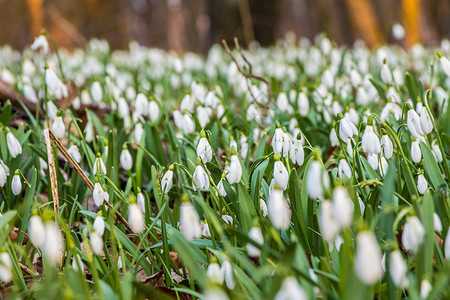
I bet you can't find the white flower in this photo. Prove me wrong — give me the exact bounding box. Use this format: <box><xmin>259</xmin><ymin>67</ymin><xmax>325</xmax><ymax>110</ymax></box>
<box><xmin>355</xmin><ymin>231</ymin><xmax>383</xmax><ymax>285</ymax></box>
<box><xmin>161</xmin><ymin>167</ymin><xmax>174</xmax><ymax>193</ymax></box>
<box><xmin>332</xmin><ymin>187</ymin><xmax>354</xmax><ymax>229</ymax></box>
<box><xmin>91</xmin><ymin>81</ymin><xmax>103</xmax><ymax>103</ymax></box>
<box><xmin>361</xmin><ymin>125</ymin><xmax>381</xmax><ymax>154</ymax></box>
<box><xmin>368</xmin><ymin>153</ymin><xmax>379</xmax><ymax>170</ymax></box>
<box><xmin>338</xmin><ymin>158</ymin><xmax>352</xmax><ymax>178</ymax></box>
<box><xmin>407</xmin><ymin>109</ymin><xmax>424</xmax><ymax>139</ymax></box>
<box><xmin>31</xmin><ymin>35</ymin><xmax>50</xmax><ymax>55</ymax></box>
<box><xmin>6</xmin><ymin>131</ymin><xmax>22</xmax><ymax>158</ymax></box>
<box><xmin>93</xmin><ymin>182</ymin><xmax>106</xmax><ymax>206</ymax></box>
<box><xmin>90</xmin><ymin>232</ymin><xmax>103</xmax><ymax>255</ymax></box>
<box><xmin>84</xmin><ymin>122</ymin><xmax>94</xmax><ymax>143</ymax></box>
<box><xmin>419</xmin><ymin>107</ymin><xmax>433</xmax><ymax>135</ymax></box>
<box><xmin>52</xmin><ymin>115</ymin><xmax>65</xmax><ymax>139</ymax></box>
<box><xmin>203</xmin><ymin>287</ymin><xmax>229</xmax><ymax>300</ymax></box>
<box><xmin>148</xmin><ymin>100</ymin><xmax>160</xmax><ymax>122</ymax></box>
<box><xmin>72</xmin><ymin>254</ymin><xmax>84</xmax><ymax>273</ymax></box>
<box><xmin>273</xmin><ymin>158</ymin><xmax>289</xmax><ymax>190</ymax></box>
<box><xmin>272</xmin><ymin>127</ymin><xmax>290</xmax><ymax>158</ymax></box>
<box><xmin>392</xmin><ymin>23</ymin><xmax>405</xmax><ymax>40</ymax></box>
<box><xmin>11</xmin><ymin>173</ymin><xmax>22</xmax><ymax>195</ymax></box>
<box><xmin>128</xmin><ymin>203</ymin><xmax>144</xmax><ymax>234</ymax></box>
<box><xmin>93</xmin><ymin>155</ymin><xmax>106</xmax><ymax>175</ymax></box>
<box><xmin>197</xmin><ymin>106</ymin><xmax>211</xmax><ymax>128</ymax></box>
<box><xmin>330</xmin><ymin>128</ymin><xmax>339</xmax><ymax>147</ymax></box>
<box><xmin>93</xmin><ymin>215</ymin><xmax>105</xmax><ymax>236</ymax></box>
<box><xmin>380</xmin><ymin>102</ymin><xmax>402</xmax><ymax>121</ymax></box>
<box><xmin>182</xmin><ymin>112</ymin><xmax>195</xmax><ymax>134</ymax></box>
<box><xmin>67</xmin><ymin>144</ymin><xmax>81</xmax><ymax>163</ymax></box>
<box><xmin>216</xmin><ymin>178</ymin><xmax>227</xmax><ymax>197</ymax></box>
<box><xmin>390</xmin><ymin>250</ymin><xmax>409</xmax><ymax>288</ymax></box>
<box><xmin>306</xmin><ymin>161</ymin><xmax>329</xmax><ymax>199</ymax></box>
<box><xmin>411</xmin><ymin>140</ymin><xmax>422</xmax><ymax>164</ymax></box>
<box><xmin>0</xmin><ymin>164</ymin><xmax>7</xmax><ymax>187</ymax></box>
<box><xmin>240</xmin><ymin>134</ymin><xmax>248</xmax><ymax>159</ymax></box>
<box><xmin>247</xmin><ymin>226</ymin><xmax>263</xmax><ymax>257</ymax></box>
<box><xmin>259</xmin><ymin>199</ymin><xmax>268</xmax><ymax>217</ymax></box>
<box><xmin>180</xmin><ymin>200</ymin><xmax>201</xmax><ymax>240</ymax></box>
<box><xmin>339</xmin><ymin>116</ymin><xmax>358</xmax><ymax>142</ymax></box>
<box><xmin>381</xmin><ymin>62</ymin><xmax>392</xmax><ymax>85</ymax></box>
<box><xmin>417</xmin><ymin>174</ymin><xmax>428</xmax><ymax>195</ymax></box>
<box><xmin>268</xmin><ymin>189</ymin><xmax>291</xmax><ymax>229</ymax></box>
<box><xmin>402</xmin><ymin>216</ymin><xmax>425</xmax><ymax>253</ymax></box>
<box><xmin>137</xmin><ymin>192</ymin><xmax>146</xmax><ymax>213</ymax></box>
<box><xmin>181</xmin><ymin>94</ymin><xmax>195</xmax><ymax>112</ymax></box>
<box><xmin>23</xmin><ymin>84</ymin><xmax>38</xmax><ymax>103</ymax></box>
<box><xmin>274</xmin><ymin>277</ymin><xmax>307</xmax><ymax>300</ymax></box>
<box><xmin>420</xmin><ymin>279</ymin><xmax>432</xmax><ymax>299</ymax></box>
<box><xmin>276</xmin><ymin>92</ymin><xmax>293</xmax><ymax>113</ymax></box>
<box><xmin>221</xmin><ymin>260</ymin><xmax>235</xmax><ymax>289</ymax></box>
<box><xmin>380</xmin><ymin>156</ymin><xmax>389</xmax><ymax>177</ymax></box>
<box><xmin>439</xmin><ymin>56</ymin><xmax>450</xmax><ymax>77</ymax></box>
<box><xmin>135</xmin><ymin>93</ymin><xmax>148</xmax><ymax>115</ymax></box>
<box><xmin>227</xmin><ymin>154</ymin><xmax>242</xmax><ymax>184</ymax></box>
<box><xmin>433</xmin><ymin>213</ymin><xmax>442</xmax><ymax>232</ymax></box>
<box><xmin>222</xmin><ymin>214</ymin><xmax>233</xmax><ymax>225</ymax></box>
<box><xmin>381</xmin><ymin>135</ymin><xmax>393</xmax><ymax>159</ymax></box>
<box><xmin>202</xmin><ymin>222</ymin><xmax>211</xmax><ymax>238</ymax></box>
<box><xmin>320</xmin><ymin>201</ymin><xmax>339</xmax><ymax>242</ymax></box>
<box><xmin>290</xmin><ymin>134</ymin><xmax>304</xmax><ymax>166</ymax></box>
<box><xmin>45</xmin><ymin>68</ymin><xmax>67</xmax><ymax>100</ymax></box>
<box><xmin>197</xmin><ymin>133</ymin><xmax>213</xmax><ymax>163</ymax></box>
<box><xmin>134</xmin><ymin>122</ymin><xmax>144</xmax><ymax>142</ymax></box>
<box><xmin>29</xmin><ymin>215</ymin><xmax>45</xmax><ymax>247</ymax></box>
<box><xmin>42</xmin><ymin>222</ymin><xmax>64</xmax><ymax>265</ymax></box>
<box><xmin>193</xmin><ymin>162</ymin><xmax>210</xmax><ymax>191</ymax></box>
<box><xmin>0</xmin><ymin>253</ymin><xmax>12</xmax><ymax>283</ymax></box>
<box><xmin>120</xmin><ymin>147</ymin><xmax>133</xmax><ymax>170</ymax></box>
<box><xmin>445</xmin><ymin>226</ymin><xmax>450</xmax><ymax>259</ymax></box>
<box><xmin>207</xmin><ymin>262</ymin><xmax>224</xmax><ymax>284</ymax></box>
<box><xmin>432</xmin><ymin>141</ymin><xmax>443</xmax><ymax>162</ymax></box>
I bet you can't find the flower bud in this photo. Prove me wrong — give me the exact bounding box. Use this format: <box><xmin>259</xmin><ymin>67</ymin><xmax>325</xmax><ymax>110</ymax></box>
<box><xmin>226</xmin><ymin>154</ymin><xmax>242</xmax><ymax>184</ymax></box>
<box><xmin>206</xmin><ymin>262</ymin><xmax>224</xmax><ymax>284</ymax></box>
<box><xmin>274</xmin><ymin>277</ymin><xmax>307</xmax><ymax>300</ymax></box>
<box><xmin>0</xmin><ymin>252</ymin><xmax>12</xmax><ymax>283</ymax></box>
<box><xmin>411</xmin><ymin>140</ymin><xmax>422</xmax><ymax>164</ymax></box>
<box><xmin>381</xmin><ymin>135</ymin><xmax>393</xmax><ymax>159</ymax></box>
<box><xmin>402</xmin><ymin>216</ymin><xmax>425</xmax><ymax>253</ymax></box>
<box><xmin>120</xmin><ymin>146</ymin><xmax>133</xmax><ymax>170</ymax></box>
<box><xmin>355</xmin><ymin>231</ymin><xmax>383</xmax><ymax>284</ymax></box>
<box><xmin>273</xmin><ymin>159</ymin><xmax>289</xmax><ymax>191</ymax></box>
<box><xmin>247</xmin><ymin>226</ymin><xmax>263</xmax><ymax>257</ymax></box>
<box><xmin>180</xmin><ymin>198</ymin><xmax>201</xmax><ymax>240</ymax></box>
<box><xmin>93</xmin><ymin>214</ymin><xmax>105</xmax><ymax>236</ymax></box>
<box><xmin>417</xmin><ymin>174</ymin><xmax>428</xmax><ymax>195</ymax></box>
<box><xmin>162</xmin><ymin>166</ymin><xmax>174</xmax><ymax>193</ymax></box>
<box><xmin>52</xmin><ymin>114</ymin><xmax>65</xmax><ymax>139</ymax></box>
<box><xmin>128</xmin><ymin>203</ymin><xmax>144</xmax><ymax>234</ymax></box>
<box><xmin>419</xmin><ymin>107</ymin><xmax>433</xmax><ymax>135</ymax></box>
<box><xmin>6</xmin><ymin>130</ymin><xmax>22</xmax><ymax>158</ymax></box>
<box><xmin>90</xmin><ymin>232</ymin><xmax>103</xmax><ymax>255</ymax></box>
<box><xmin>268</xmin><ymin>189</ymin><xmax>291</xmax><ymax>229</ymax></box>
<box><xmin>197</xmin><ymin>131</ymin><xmax>213</xmax><ymax>163</ymax></box>
<box><xmin>29</xmin><ymin>215</ymin><xmax>45</xmax><ymax>248</ymax></box>
<box><xmin>11</xmin><ymin>171</ymin><xmax>22</xmax><ymax>195</ymax></box>
<box><xmin>390</xmin><ymin>250</ymin><xmax>409</xmax><ymax>288</ymax></box>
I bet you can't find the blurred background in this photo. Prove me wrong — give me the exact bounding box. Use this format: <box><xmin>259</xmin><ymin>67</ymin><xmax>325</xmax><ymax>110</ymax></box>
<box><xmin>1</xmin><ymin>0</ymin><xmax>449</xmax><ymax>52</ymax></box>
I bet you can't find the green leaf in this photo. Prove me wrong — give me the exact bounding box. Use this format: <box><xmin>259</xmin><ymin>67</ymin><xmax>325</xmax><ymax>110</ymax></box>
<box><xmin>420</xmin><ymin>141</ymin><xmax>446</xmax><ymax>189</ymax></box>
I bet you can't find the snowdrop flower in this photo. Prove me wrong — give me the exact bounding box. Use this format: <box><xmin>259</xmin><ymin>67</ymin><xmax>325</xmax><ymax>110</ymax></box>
<box><xmin>84</xmin><ymin>121</ymin><xmax>94</xmax><ymax>143</ymax></box>
<box><xmin>420</xmin><ymin>279</ymin><xmax>432</xmax><ymax>299</ymax></box>
<box><xmin>137</xmin><ymin>191</ymin><xmax>145</xmax><ymax>213</ymax></box>
<box><xmin>402</xmin><ymin>216</ymin><xmax>425</xmax><ymax>253</ymax></box>
<box><xmin>240</xmin><ymin>133</ymin><xmax>248</xmax><ymax>159</ymax></box>
<box><xmin>0</xmin><ymin>253</ymin><xmax>12</xmax><ymax>283</ymax></box>
<box><xmin>161</xmin><ymin>165</ymin><xmax>174</xmax><ymax>193</ymax></box>
<box><xmin>203</xmin><ymin>287</ymin><xmax>229</xmax><ymax>300</ymax></box>
<box><xmin>192</xmin><ymin>159</ymin><xmax>210</xmax><ymax>191</ymax></box>
<box><xmin>320</xmin><ymin>201</ymin><xmax>339</xmax><ymax>242</ymax></box>
<box><xmin>67</xmin><ymin>144</ymin><xmax>81</xmax><ymax>163</ymax></box>
<box><xmin>227</xmin><ymin>149</ymin><xmax>242</xmax><ymax>184</ymax></box>
<box><xmin>380</xmin><ymin>61</ymin><xmax>392</xmax><ymax>85</ymax></box>
<box><xmin>259</xmin><ymin>199</ymin><xmax>268</xmax><ymax>217</ymax></box>
<box><xmin>148</xmin><ymin>100</ymin><xmax>160</xmax><ymax>122</ymax></box>
<box><xmin>379</xmin><ymin>156</ymin><xmax>389</xmax><ymax>177</ymax></box>
<box><xmin>93</xmin><ymin>214</ymin><xmax>105</xmax><ymax>236</ymax></box>
<box><xmin>306</xmin><ymin>160</ymin><xmax>329</xmax><ymax>199</ymax></box>
<box><xmin>46</xmin><ymin>101</ymin><xmax>58</xmax><ymax>120</ymax></box>
<box><xmin>247</xmin><ymin>226</ymin><xmax>263</xmax><ymax>257</ymax></box>
<box><xmin>361</xmin><ymin>123</ymin><xmax>381</xmax><ymax>154</ymax></box>
<box><xmin>272</xmin><ymin>124</ymin><xmax>290</xmax><ymax>158</ymax></box>
<box><xmin>268</xmin><ymin>188</ymin><xmax>291</xmax><ymax>229</ymax></box>
<box><xmin>216</xmin><ymin>175</ymin><xmax>227</xmax><ymax>197</ymax></box>
<box><xmin>29</xmin><ymin>215</ymin><xmax>45</xmax><ymax>248</ymax></box>
<box><xmin>31</xmin><ymin>34</ymin><xmax>50</xmax><ymax>55</ymax></box>
<box><xmin>197</xmin><ymin>130</ymin><xmax>213</xmax><ymax>163</ymax></box>
<box><xmin>438</xmin><ymin>53</ymin><xmax>450</xmax><ymax>77</ymax></box>
<box><xmin>42</xmin><ymin>222</ymin><xmax>64</xmax><ymax>265</ymax></box>
<box><xmin>433</xmin><ymin>213</ymin><xmax>442</xmax><ymax>232</ymax></box>
<box><xmin>411</xmin><ymin>139</ymin><xmax>422</xmax><ymax>164</ymax></box>
<box><xmin>355</xmin><ymin>231</ymin><xmax>383</xmax><ymax>285</ymax></box>
<box><xmin>392</xmin><ymin>23</ymin><xmax>405</xmax><ymax>40</ymax></box>
<box><xmin>180</xmin><ymin>195</ymin><xmax>201</xmax><ymax>240</ymax></box>
<box><xmin>338</xmin><ymin>158</ymin><xmax>352</xmax><ymax>178</ymax></box>
<box><xmin>432</xmin><ymin>141</ymin><xmax>443</xmax><ymax>162</ymax></box>
<box><xmin>207</xmin><ymin>261</ymin><xmax>224</xmax><ymax>284</ymax></box>
<box><xmin>90</xmin><ymin>232</ymin><xmax>103</xmax><ymax>255</ymax></box>
<box><xmin>290</xmin><ymin>133</ymin><xmax>304</xmax><ymax>166</ymax></box>
<box><xmin>332</xmin><ymin>187</ymin><xmax>354</xmax><ymax>229</ymax></box>
<box><xmin>197</xmin><ymin>106</ymin><xmax>211</xmax><ymax>128</ymax></box>
<box><xmin>135</xmin><ymin>93</ymin><xmax>148</xmax><ymax>115</ymax></box>
<box><xmin>330</xmin><ymin>128</ymin><xmax>339</xmax><ymax>147</ymax></box>
<box><xmin>202</xmin><ymin>222</ymin><xmax>211</xmax><ymax>238</ymax></box>
<box><xmin>338</xmin><ymin>115</ymin><xmax>358</xmax><ymax>142</ymax></box>
<box><xmin>93</xmin><ymin>181</ymin><xmax>106</xmax><ymax>206</ymax></box>
<box><xmin>52</xmin><ymin>113</ymin><xmax>65</xmax><ymax>139</ymax></box>
<box><xmin>120</xmin><ymin>146</ymin><xmax>133</xmax><ymax>170</ymax></box>
<box><xmin>93</xmin><ymin>153</ymin><xmax>106</xmax><ymax>175</ymax></box>
<box><xmin>274</xmin><ymin>277</ymin><xmax>307</xmax><ymax>300</ymax></box>
<box><xmin>274</xmin><ymin>154</ymin><xmax>289</xmax><ymax>189</ymax></box>
<box><xmin>91</xmin><ymin>81</ymin><xmax>103</xmax><ymax>103</ymax></box>
<box><xmin>134</xmin><ymin>122</ymin><xmax>144</xmax><ymax>142</ymax></box>
<box><xmin>417</xmin><ymin>173</ymin><xmax>428</xmax><ymax>195</ymax></box>
<box><xmin>6</xmin><ymin>129</ymin><xmax>22</xmax><ymax>158</ymax></box>
<box><xmin>445</xmin><ymin>227</ymin><xmax>450</xmax><ymax>259</ymax></box>
<box><xmin>390</xmin><ymin>250</ymin><xmax>408</xmax><ymax>288</ymax></box>
<box><xmin>182</xmin><ymin>112</ymin><xmax>195</xmax><ymax>134</ymax></box>
<box><xmin>368</xmin><ymin>153</ymin><xmax>379</xmax><ymax>170</ymax></box>
<box><xmin>45</xmin><ymin>67</ymin><xmax>67</xmax><ymax>100</ymax></box>
<box><xmin>380</xmin><ymin>101</ymin><xmax>402</xmax><ymax>121</ymax></box>
<box><xmin>128</xmin><ymin>202</ymin><xmax>144</xmax><ymax>234</ymax></box>
<box><xmin>407</xmin><ymin>108</ymin><xmax>424</xmax><ymax>139</ymax></box>
<box><xmin>0</xmin><ymin>164</ymin><xmax>7</xmax><ymax>187</ymax></box>
<box><xmin>72</xmin><ymin>254</ymin><xmax>84</xmax><ymax>273</ymax></box>
<box><xmin>23</xmin><ymin>84</ymin><xmax>38</xmax><ymax>103</ymax></box>
<box><xmin>381</xmin><ymin>134</ymin><xmax>393</xmax><ymax>159</ymax></box>
<box><xmin>221</xmin><ymin>260</ymin><xmax>235</xmax><ymax>289</ymax></box>
<box><xmin>419</xmin><ymin>106</ymin><xmax>433</xmax><ymax>135</ymax></box>
<box><xmin>297</xmin><ymin>91</ymin><xmax>310</xmax><ymax>116</ymax></box>
<box><xmin>276</xmin><ymin>92</ymin><xmax>293</xmax><ymax>113</ymax></box>
<box><xmin>11</xmin><ymin>171</ymin><xmax>22</xmax><ymax>195</ymax></box>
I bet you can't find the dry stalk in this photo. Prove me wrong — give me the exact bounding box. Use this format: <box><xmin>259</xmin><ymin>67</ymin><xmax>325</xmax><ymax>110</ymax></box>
<box><xmin>43</xmin><ymin>129</ymin><xmax>59</xmax><ymax>214</ymax></box>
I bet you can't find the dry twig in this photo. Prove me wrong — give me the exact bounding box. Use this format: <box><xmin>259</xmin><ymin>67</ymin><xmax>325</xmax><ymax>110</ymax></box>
<box><xmin>43</xmin><ymin>129</ymin><xmax>60</xmax><ymax>213</ymax></box>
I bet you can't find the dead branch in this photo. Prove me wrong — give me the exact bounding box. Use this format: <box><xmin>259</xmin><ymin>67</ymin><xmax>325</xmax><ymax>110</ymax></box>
<box><xmin>43</xmin><ymin>129</ymin><xmax>60</xmax><ymax>214</ymax></box>
<box><xmin>0</xmin><ymin>81</ymin><xmax>44</xmax><ymax>118</ymax></box>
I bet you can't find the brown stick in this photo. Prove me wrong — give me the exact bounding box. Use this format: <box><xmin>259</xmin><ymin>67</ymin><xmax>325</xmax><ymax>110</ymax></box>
<box><xmin>47</xmin><ymin>130</ymin><xmax>133</xmax><ymax>233</ymax></box>
<box><xmin>19</xmin><ymin>262</ymin><xmax>37</xmax><ymax>276</ymax></box>
<box><xmin>0</xmin><ymin>81</ymin><xmax>43</xmax><ymax>118</ymax></box>
<box><xmin>43</xmin><ymin>129</ymin><xmax>60</xmax><ymax>214</ymax></box>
